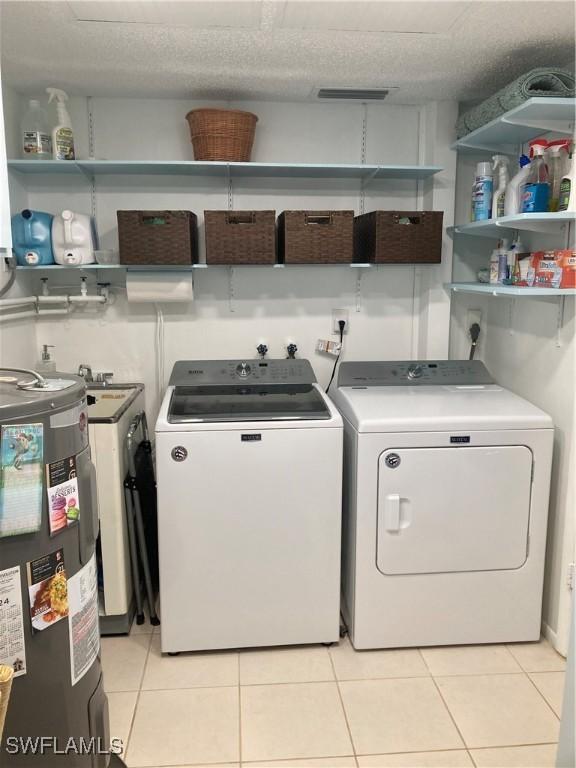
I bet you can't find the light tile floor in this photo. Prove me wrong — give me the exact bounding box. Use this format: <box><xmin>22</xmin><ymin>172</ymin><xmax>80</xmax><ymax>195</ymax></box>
<box><xmin>101</xmin><ymin>622</ymin><xmax>566</xmax><ymax>768</ymax></box>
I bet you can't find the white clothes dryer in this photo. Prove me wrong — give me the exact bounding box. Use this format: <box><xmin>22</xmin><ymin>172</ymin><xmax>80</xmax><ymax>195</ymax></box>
<box><xmin>329</xmin><ymin>360</ymin><xmax>554</xmax><ymax>649</ymax></box>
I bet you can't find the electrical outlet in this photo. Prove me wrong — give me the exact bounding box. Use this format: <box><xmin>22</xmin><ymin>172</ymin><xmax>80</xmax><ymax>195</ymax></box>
<box><xmin>466</xmin><ymin>309</ymin><xmax>482</xmax><ymax>331</ymax></box>
<box><xmin>332</xmin><ymin>308</ymin><xmax>349</xmax><ymax>334</ymax></box>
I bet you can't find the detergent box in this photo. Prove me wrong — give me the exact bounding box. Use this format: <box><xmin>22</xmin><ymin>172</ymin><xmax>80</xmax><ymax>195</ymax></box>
<box><xmin>555</xmin><ymin>249</ymin><xmax>576</xmax><ymax>288</ymax></box>
<box><xmin>532</xmin><ymin>251</ymin><xmax>563</xmax><ymax>289</ymax></box>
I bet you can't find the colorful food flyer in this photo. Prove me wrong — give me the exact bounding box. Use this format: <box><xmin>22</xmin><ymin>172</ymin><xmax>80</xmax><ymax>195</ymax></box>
<box><xmin>46</xmin><ymin>454</ymin><xmax>81</xmax><ymax>535</ymax></box>
<box><xmin>68</xmin><ymin>554</ymin><xmax>100</xmax><ymax>686</ymax></box>
<box><xmin>0</xmin><ymin>424</ymin><xmax>43</xmax><ymax>538</ymax></box>
<box><xmin>0</xmin><ymin>566</ymin><xmax>27</xmax><ymax>677</ymax></box>
<box><xmin>27</xmin><ymin>549</ymin><xmax>68</xmax><ymax>632</ymax></box>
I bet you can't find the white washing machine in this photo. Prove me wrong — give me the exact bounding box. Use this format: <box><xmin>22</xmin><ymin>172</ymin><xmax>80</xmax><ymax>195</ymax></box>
<box><xmin>156</xmin><ymin>359</ymin><xmax>343</xmax><ymax>653</ymax></box>
<box><xmin>329</xmin><ymin>360</ymin><xmax>554</xmax><ymax>650</ymax></box>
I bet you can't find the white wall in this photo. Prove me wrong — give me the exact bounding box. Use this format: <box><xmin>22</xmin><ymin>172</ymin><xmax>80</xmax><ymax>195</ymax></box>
<box><xmin>0</xmin><ymin>83</ymin><xmax>36</xmax><ymax>369</ymax></box>
<box><xmin>3</xmin><ymin>92</ymin><xmax>456</xmax><ymax>419</ymax></box>
<box><xmin>449</xmin><ymin>152</ymin><xmax>576</xmax><ymax>655</ymax></box>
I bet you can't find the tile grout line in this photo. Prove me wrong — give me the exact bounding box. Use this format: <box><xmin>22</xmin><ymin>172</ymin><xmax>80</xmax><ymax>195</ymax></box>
<box><xmin>327</xmin><ymin>643</ymin><xmax>358</xmax><ymax>761</ymax></box>
<box><xmin>238</xmin><ymin>652</ymin><xmax>243</xmax><ymax>768</ymax></box>
<box><xmin>467</xmin><ymin>746</ymin><xmax>479</xmax><ymax>767</ymax></box>
<box><xmin>524</xmin><ymin>670</ymin><xmax>563</xmax><ymax>721</ymax></box>
<box><xmin>417</xmin><ymin>648</ymin><xmax>469</xmax><ymax>751</ymax></box>
<box><xmin>122</xmin><ymin>630</ymin><xmax>154</xmax><ymax>763</ymax></box>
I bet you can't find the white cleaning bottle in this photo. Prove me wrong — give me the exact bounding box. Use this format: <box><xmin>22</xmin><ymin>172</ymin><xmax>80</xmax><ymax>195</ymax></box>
<box><xmin>46</xmin><ymin>88</ymin><xmax>75</xmax><ymax>160</ymax></box>
<box><xmin>558</xmin><ymin>153</ymin><xmax>576</xmax><ymax>212</ymax></box>
<box><xmin>472</xmin><ymin>161</ymin><xmax>493</xmax><ymax>221</ymax></box>
<box><xmin>21</xmin><ymin>99</ymin><xmax>52</xmax><ymax>160</ymax></box>
<box><xmin>504</xmin><ymin>154</ymin><xmax>531</xmax><ymax>216</ymax></box>
<box><xmin>52</xmin><ymin>210</ymin><xmax>96</xmax><ymax>265</ymax></box>
<box><xmin>491</xmin><ymin>155</ymin><xmax>510</xmax><ymax>219</ymax></box>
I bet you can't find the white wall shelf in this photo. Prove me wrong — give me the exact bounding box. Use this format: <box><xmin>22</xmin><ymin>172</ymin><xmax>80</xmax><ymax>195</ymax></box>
<box><xmin>452</xmin><ymin>97</ymin><xmax>576</xmax><ymax>153</ymax></box>
<box><xmin>448</xmin><ymin>212</ymin><xmax>574</xmax><ymax>238</ymax></box>
<box><xmin>446</xmin><ymin>282</ymin><xmax>576</xmax><ymax>297</ymax></box>
<box><xmin>7</xmin><ymin>159</ymin><xmax>442</xmax><ymax>181</ymax></box>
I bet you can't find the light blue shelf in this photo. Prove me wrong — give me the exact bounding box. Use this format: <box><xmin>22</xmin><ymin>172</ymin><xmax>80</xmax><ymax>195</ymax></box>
<box><xmin>448</xmin><ymin>212</ymin><xmax>574</xmax><ymax>238</ymax></box>
<box><xmin>7</xmin><ymin>160</ymin><xmax>84</xmax><ymax>174</ymax></box>
<box><xmin>14</xmin><ymin>263</ymin><xmax>378</xmax><ymax>271</ymax></box>
<box><xmin>452</xmin><ymin>98</ymin><xmax>576</xmax><ymax>153</ymax></box>
<box><xmin>8</xmin><ymin>159</ymin><xmax>442</xmax><ymax>181</ymax></box>
<box><xmin>447</xmin><ymin>282</ymin><xmax>576</xmax><ymax>297</ymax></box>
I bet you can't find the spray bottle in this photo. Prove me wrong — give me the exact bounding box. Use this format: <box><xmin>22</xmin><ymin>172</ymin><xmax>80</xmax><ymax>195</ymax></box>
<box><xmin>504</xmin><ymin>154</ymin><xmax>531</xmax><ymax>216</ymax></box>
<box><xmin>558</xmin><ymin>149</ymin><xmax>576</xmax><ymax>213</ymax></box>
<box><xmin>46</xmin><ymin>88</ymin><xmax>75</xmax><ymax>160</ymax></box>
<box><xmin>491</xmin><ymin>155</ymin><xmax>510</xmax><ymax>219</ymax></box>
<box><xmin>521</xmin><ymin>139</ymin><xmax>549</xmax><ymax>213</ymax></box>
<box><xmin>471</xmin><ymin>161</ymin><xmax>493</xmax><ymax>221</ymax></box>
<box><xmin>547</xmin><ymin>140</ymin><xmax>571</xmax><ymax>211</ymax></box>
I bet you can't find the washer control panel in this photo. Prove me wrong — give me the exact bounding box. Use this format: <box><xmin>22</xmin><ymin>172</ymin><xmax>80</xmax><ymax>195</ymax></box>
<box><xmin>169</xmin><ymin>359</ymin><xmax>317</xmax><ymax>386</ymax></box>
<box><xmin>337</xmin><ymin>360</ymin><xmax>494</xmax><ymax>387</ymax></box>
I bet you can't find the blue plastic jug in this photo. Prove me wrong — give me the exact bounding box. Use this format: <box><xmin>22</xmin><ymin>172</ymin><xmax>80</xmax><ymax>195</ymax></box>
<box><xmin>11</xmin><ymin>209</ymin><xmax>55</xmax><ymax>266</ymax></box>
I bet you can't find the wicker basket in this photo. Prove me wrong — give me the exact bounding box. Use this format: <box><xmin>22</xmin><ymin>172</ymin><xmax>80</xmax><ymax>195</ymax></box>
<box><xmin>117</xmin><ymin>211</ymin><xmax>198</xmax><ymax>265</ymax></box>
<box><xmin>278</xmin><ymin>210</ymin><xmax>354</xmax><ymax>264</ymax></box>
<box><xmin>186</xmin><ymin>109</ymin><xmax>258</xmax><ymax>162</ymax></box>
<box><xmin>204</xmin><ymin>210</ymin><xmax>276</xmax><ymax>265</ymax></box>
<box><xmin>354</xmin><ymin>211</ymin><xmax>443</xmax><ymax>264</ymax></box>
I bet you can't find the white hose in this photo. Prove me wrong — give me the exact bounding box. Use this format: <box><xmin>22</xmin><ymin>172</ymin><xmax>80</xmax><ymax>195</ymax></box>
<box><xmin>69</xmin><ymin>295</ymin><xmax>107</xmax><ymax>304</ymax></box>
<box><xmin>0</xmin><ymin>296</ymin><xmax>37</xmax><ymax>308</ymax></box>
<box><xmin>0</xmin><ymin>310</ymin><xmax>37</xmax><ymax>323</ymax></box>
<box><xmin>37</xmin><ymin>295</ymin><xmax>69</xmax><ymax>304</ymax></box>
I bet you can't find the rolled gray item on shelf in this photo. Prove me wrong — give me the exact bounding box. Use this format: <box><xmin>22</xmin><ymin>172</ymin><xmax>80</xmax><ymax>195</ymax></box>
<box><xmin>456</xmin><ymin>67</ymin><xmax>576</xmax><ymax>138</ymax></box>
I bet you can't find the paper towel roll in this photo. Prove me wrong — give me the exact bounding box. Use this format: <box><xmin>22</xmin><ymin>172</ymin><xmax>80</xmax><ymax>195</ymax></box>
<box><xmin>126</xmin><ymin>271</ymin><xmax>194</xmax><ymax>303</ymax></box>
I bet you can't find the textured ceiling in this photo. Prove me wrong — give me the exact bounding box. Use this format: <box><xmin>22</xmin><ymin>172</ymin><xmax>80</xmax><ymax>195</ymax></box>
<box><xmin>1</xmin><ymin>1</ymin><xmax>574</xmax><ymax>103</ymax></box>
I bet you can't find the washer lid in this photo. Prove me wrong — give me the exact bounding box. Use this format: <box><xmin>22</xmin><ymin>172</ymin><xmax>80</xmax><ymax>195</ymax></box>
<box><xmin>331</xmin><ymin>383</ymin><xmax>553</xmax><ymax>432</ymax></box>
<box><xmin>168</xmin><ymin>383</ymin><xmax>331</xmax><ymax>423</ymax></box>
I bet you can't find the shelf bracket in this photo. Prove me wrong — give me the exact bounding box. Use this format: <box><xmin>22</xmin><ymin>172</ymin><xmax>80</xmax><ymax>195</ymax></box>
<box><xmin>228</xmin><ymin>266</ymin><xmax>235</xmax><ymax>313</ymax></box>
<box><xmin>355</xmin><ymin>268</ymin><xmax>363</xmax><ymax>313</ymax></box>
<box><xmin>556</xmin><ymin>295</ymin><xmax>566</xmax><ymax>348</ymax></box>
<box><xmin>226</xmin><ymin>165</ymin><xmax>233</xmax><ymax>211</ymax></box>
<box><xmin>359</xmin><ymin>103</ymin><xmax>368</xmax><ymax>215</ymax></box>
<box><xmin>508</xmin><ymin>297</ymin><xmax>516</xmax><ymax>335</ymax></box>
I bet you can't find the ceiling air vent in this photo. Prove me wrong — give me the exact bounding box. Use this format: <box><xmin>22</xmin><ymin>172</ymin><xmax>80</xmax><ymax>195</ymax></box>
<box><xmin>317</xmin><ymin>88</ymin><xmax>391</xmax><ymax>101</ymax></box>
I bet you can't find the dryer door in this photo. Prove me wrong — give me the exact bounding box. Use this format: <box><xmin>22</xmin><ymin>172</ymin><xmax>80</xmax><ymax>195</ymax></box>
<box><xmin>377</xmin><ymin>445</ymin><xmax>532</xmax><ymax>575</ymax></box>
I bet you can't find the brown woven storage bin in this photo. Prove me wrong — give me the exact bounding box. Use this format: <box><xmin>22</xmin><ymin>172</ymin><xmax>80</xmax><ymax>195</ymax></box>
<box><xmin>186</xmin><ymin>109</ymin><xmax>258</xmax><ymax>162</ymax></box>
<box><xmin>205</xmin><ymin>210</ymin><xmax>276</xmax><ymax>265</ymax></box>
<box><xmin>278</xmin><ymin>210</ymin><xmax>354</xmax><ymax>264</ymax></box>
<box><xmin>117</xmin><ymin>211</ymin><xmax>198</xmax><ymax>265</ymax></box>
<box><xmin>354</xmin><ymin>211</ymin><xmax>443</xmax><ymax>264</ymax></box>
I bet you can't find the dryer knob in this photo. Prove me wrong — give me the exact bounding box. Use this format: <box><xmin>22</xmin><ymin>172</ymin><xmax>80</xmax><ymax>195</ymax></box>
<box><xmin>407</xmin><ymin>364</ymin><xmax>423</xmax><ymax>380</ymax></box>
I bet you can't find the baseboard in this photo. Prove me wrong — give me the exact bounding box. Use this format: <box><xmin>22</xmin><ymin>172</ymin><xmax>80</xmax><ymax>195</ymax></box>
<box><xmin>542</xmin><ymin>621</ymin><xmax>567</xmax><ymax>658</ymax></box>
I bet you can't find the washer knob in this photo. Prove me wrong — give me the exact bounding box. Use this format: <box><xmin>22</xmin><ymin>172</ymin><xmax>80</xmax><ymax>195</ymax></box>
<box><xmin>407</xmin><ymin>363</ymin><xmax>423</xmax><ymax>380</ymax></box>
<box><xmin>236</xmin><ymin>362</ymin><xmax>251</xmax><ymax>378</ymax></box>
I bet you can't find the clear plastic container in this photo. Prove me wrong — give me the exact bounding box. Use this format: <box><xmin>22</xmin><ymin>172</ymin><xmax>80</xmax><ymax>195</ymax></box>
<box><xmin>94</xmin><ymin>250</ymin><xmax>120</xmax><ymax>265</ymax></box>
<box><xmin>21</xmin><ymin>100</ymin><xmax>52</xmax><ymax>160</ymax></box>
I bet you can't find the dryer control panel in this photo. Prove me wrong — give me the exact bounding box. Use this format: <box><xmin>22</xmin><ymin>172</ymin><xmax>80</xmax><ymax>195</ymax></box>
<box><xmin>337</xmin><ymin>360</ymin><xmax>494</xmax><ymax>387</ymax></box>
<box><xmin>169</xmin><ymin>359</ymin><xmax>317</xmax><ymax>386</ymax></box>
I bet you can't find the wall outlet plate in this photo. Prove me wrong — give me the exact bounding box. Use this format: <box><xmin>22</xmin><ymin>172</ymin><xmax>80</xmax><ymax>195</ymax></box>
<box><xmin>332</xmin><ymin>308</ymin><xmax>349</xmax><ymax>334</ymax></box>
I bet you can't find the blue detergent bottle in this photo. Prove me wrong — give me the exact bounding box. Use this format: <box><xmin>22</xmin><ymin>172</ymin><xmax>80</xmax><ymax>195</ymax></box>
<box><xmin>11</xmin><ymin>209</ymin><xmax>55</xmax><ymax>266</ymax></box>
<box><xmin>521</xmin><ymin>139</ymin><xmax>550</xmax><ymax>213</ymax></box>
